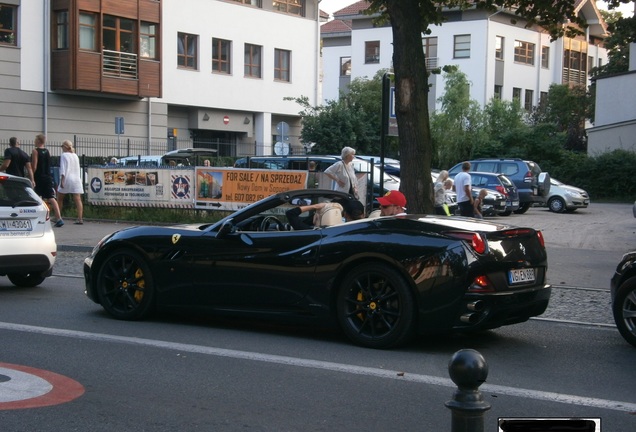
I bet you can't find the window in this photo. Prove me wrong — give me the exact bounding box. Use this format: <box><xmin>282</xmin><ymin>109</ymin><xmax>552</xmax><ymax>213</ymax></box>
<box><xmin>494</xmin><ymin>85</ymin><xmax>502</xmax><ymax>100</ymax></box>
<box><xmin>541</xmin><ymin>46</ymin><xmax>549</xmax><ymax>68</ymax></box>
<box><xmin>0</xmin><ymin>4</ymin><xmax>17</xmax><ymax>45</ymax></box>
<box><xmin>514</xmin><ymin>40</ymin><xmax>535</xmax><ymax>65</ymax></box>
<box><xmin>562</xmin><ymin>38</ymin><xmax>588</xmax><ymax>85</ymax></box>
<box><xmin>340</xmin><ymin>56</ymin><xmax>351</xmax><ymax>76</ymax></box>
<box><xmin>178</xmin><ymin>33</ymin><xmax>198</xmax><ymax>69</ymax></box>
<box><xmin>422</xmin><ymin>37</ymin><xmax>438</xmax><ymax>69</ymax></box>
<box><xmin>244</xmin><ymin>43</ymin><xmax>261</xmax><ymax>78</ymax></box>
<box><xmin>140</xmin><ymin>22</ymin><xmax>157</xmax><ymax>59</ymax></box>
<box><xmin>274</xmin><ymin>48</ymin><xmax>291</xmax><ymax>82</ymax></box>
<box><xmin>54</xmin><ymin>11</ymin><xmax>69</xmax><ymax>49</ymax></box>
<box><xmin>365</xmin><ymin>41</ymin><xmax>380</xmax><ymax>64</ymax></box>
<box><xmin>79</xmin><ymin>13</ymin><xmax>97</xmax><ymax>50</ymax></box>
<box><xmin>539</xmin><ymin>92</ymin><xmax>548</xmax><ymax>107</ymax></box>
<box><xmin>454</xmin><ymin>35</ymin><xmax>471</xmax><ymax>59</ymax></box>
<box><xmin>212</xmin><ymin>38</ymin><xmax>231</xmax><ymax>74</ymax></box>
<box><xmin>273</xmin><ymin>0</ymin><xmax>304</xmax><ymax>16</ymax></box>
<box><xmin>512</xmin><ymin>87</ymin><xmax>522</xmax><ymax>103</ymax></box>
<box><xmin>103</xmin><ymin>15</ymin><xmax>135</xmax><ymax>53</ymax></box>
<box><xmin>524</xmin><ymin>89</ymin><xmax>533</xmax><ymax>111</ymax></box>
<box><xmin>495</xmin><ymin>36</ymin><xmax>504</xmax><ymax>60</ymax></box>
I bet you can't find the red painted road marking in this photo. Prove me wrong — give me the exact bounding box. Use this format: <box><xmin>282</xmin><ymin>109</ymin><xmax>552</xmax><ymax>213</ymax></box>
<box><xmin>0</xmin><ymin>362</ymin><xmax>84</xmax><ymax>410</ymax></box>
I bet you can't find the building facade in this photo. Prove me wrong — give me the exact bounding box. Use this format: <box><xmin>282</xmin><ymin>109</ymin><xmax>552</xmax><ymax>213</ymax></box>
<box><xmin>321</xmin><ymin>1</ymin><xmax>608</xmax><ymax>113</ymax></box>
<box><xmin>586</xmin><ymin>42</ymin><xmax>636</xmax><ymax>155</ymax></box>
<box><xmin>0</xmin><ymin>0</ymin><xmax>322</xmax><ymax>157</ymax></box>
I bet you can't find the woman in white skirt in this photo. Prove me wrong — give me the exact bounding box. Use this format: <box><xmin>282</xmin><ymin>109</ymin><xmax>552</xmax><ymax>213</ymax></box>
<box><xmin>57</xmin><ymin>140</ymin><xmax>84</xmax><ymax>224</ymax></box>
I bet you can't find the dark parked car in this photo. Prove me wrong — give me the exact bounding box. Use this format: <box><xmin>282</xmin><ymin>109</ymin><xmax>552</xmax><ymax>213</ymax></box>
<box><xmin>84</xmin><ymin>189</ymin><xmax>551</xmax><ymax>349</ymax></box>
<box><xmin>470</xmin><ymin>172</ymin><xmax>520</xmax><ymax>215</ymax></box>
<box><xmin>611</xmin><ymin>250</ymin><xmax>636</xmax><ymax>347</ymax></box>
<box><xmin>448</xmin><ymin>158</ymin><xmax>550</xmax><ymax>214</ymax></box>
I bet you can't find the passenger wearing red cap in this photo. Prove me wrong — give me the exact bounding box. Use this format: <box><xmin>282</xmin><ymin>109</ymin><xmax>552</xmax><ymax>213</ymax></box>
<box><xmin>377</xmin><ymin>190</ymin><xmax>407</xmax><ymax>216</ymax></box>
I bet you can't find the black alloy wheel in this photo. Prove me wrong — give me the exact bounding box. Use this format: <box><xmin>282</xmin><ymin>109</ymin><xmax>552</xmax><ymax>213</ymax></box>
<box><xmin>96</xmin><ymin>249</ymin><xmax>155</xmax><ymax>320</ymax></box>
<box><xmin>337</xmin><ymin>263</ymin><xmax>415</xmax><ymax>349</ymax></box>
<box><xmin>613</xmin><ymin>276</ymin><xmax>636</xmax><ymax>347</ymax></box>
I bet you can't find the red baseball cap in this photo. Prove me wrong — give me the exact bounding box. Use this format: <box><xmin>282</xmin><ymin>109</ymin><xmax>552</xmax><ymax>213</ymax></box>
<box><xmin>377</xmin><ymin>190</ymin><xmax>406</xmax><ymax>208</ymax></box>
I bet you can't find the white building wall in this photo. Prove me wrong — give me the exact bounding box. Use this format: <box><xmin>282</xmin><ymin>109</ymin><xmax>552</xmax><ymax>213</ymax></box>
<box><xmin>595</xmin><ymin>74</ymin><xmax>636</xmax><ymax>125</ymax></box>
<box><xmin>322</xmin><ymin>44</ymin><xmax>350</xmax><ymax>103</ymax></box>
<box><xmin>429</xmin><ymin>20</ymin><xmax>488</xmax><ymax>109</ymax></box>
<box><xmin>163</xmin><ymin>0</ymin><xmax>319</xmax><ymax>114</ymax></box>
<box><xmin>349</xmin><ymin>27</ymin><xmax>393</xmax><ymax>82</ymax></box>
<box><xmin>19</xmin><ymin>2</ymin><xmax>45</xmax><ymax>92</ymax></box>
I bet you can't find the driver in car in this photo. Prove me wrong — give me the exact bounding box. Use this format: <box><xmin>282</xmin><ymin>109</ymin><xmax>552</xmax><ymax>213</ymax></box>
<box><xmin>285</xmin><ymin>202</ymin><xmax>344</xmax><ymax>230</ymax></box>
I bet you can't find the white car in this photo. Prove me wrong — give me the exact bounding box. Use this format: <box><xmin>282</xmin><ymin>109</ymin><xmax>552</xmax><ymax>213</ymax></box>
<box><xmin>0</xmin><ymin>173</ymin><xmax>57</xmax><ymax>287</ymax></box>
<box><xmin>546</xmin><ymin>178</ymin><xmax>590</xmax><ymax>213</ymax></box>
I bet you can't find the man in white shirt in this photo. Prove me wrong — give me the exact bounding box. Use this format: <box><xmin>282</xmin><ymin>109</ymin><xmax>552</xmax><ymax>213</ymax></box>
<box><xmin>454</xmin><ymin>161</ymin><xmax>474</xmax><ymax>217</ymax></box>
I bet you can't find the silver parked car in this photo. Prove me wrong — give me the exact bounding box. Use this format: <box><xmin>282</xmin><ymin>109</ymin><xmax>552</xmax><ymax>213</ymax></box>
<box><xmin>546</xmin><ymin>178</ymin><xmax>590</xmax><ymax>213</ymax></box>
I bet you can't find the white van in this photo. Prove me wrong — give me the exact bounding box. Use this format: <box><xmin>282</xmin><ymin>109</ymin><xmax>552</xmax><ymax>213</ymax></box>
<box><xmin>118</xmin><ymin>148</ymin><xmax>218</xmax><ymax>167</ymax></box>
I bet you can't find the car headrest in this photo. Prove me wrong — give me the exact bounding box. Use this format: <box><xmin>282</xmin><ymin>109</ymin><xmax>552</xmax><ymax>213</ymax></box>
<box><xmin>314</xmin><ymin>203</ymin><xmax>344</xmax><ymax>227</ymax></box>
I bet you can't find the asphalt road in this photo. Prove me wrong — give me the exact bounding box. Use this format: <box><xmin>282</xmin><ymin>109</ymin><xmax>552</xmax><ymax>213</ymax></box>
<box><xmin>0</xmin><ymin>275</ymin><xmax>634</xmax><ymax>431</ymax></box>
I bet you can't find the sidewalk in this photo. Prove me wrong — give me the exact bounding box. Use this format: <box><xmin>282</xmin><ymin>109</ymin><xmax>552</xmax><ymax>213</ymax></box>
<box><xmin>54</xmin><ymin>220</ymin><xmax>138</xmax><ymax>252</ymax></box>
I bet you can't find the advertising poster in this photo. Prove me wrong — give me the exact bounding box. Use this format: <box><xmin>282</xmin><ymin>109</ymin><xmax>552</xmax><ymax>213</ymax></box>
<box><xmin>195</xmin><ymin>168</ymin><xmax>307</xmax><ymax>211</ymax></box>
<box><xmin>87</xmin><ymin>167</ymin><xmax>195</xmax><ymax>208</ymax></box>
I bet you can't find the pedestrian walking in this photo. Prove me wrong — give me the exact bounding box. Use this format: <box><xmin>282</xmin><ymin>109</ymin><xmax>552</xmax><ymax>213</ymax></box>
<box><xmin>454</xmin><ymin>161</ymin><xmax>474</xmax><ymax>217</ymax></box>
<box><xmin>1</xmin><ymin>137</ymin><xmax>35</xmax><ymax>186</ymax></box>
<box><xmin>57</xmin><ymin>140</ymin><xmax>84</xmax><ymax>224</ymax></box>
<box><xmin>31</xmin><ymin>134</ymin><xmax>64</xmax><ymax>227</ymax></box>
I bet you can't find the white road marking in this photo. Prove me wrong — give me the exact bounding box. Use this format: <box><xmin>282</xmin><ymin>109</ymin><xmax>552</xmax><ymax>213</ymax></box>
<box><xmin>2</xmin><ymin>321</ymin><xmax>635</xmax><ymax>413</ymax></box>
<box><xmin>0</xmin><ymin>368</ymin><xmax>52</xmax><ymax>402</ymax></box>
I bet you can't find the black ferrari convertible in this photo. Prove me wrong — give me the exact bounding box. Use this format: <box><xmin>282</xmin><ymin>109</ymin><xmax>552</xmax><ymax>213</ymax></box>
<box><xmin>84</xmin><ymin>189</ymin><xmax>551</xmax><ymax>349</ymax></box>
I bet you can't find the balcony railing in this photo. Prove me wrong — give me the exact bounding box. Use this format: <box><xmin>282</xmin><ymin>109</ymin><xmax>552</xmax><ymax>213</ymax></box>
<box><xmin>103</xmin><ymin>50</ymin><xmax>138</xmax><ymax>79</ymax></box>
<box><xmin>425</xmin><ymin>57</ymin><xmax>438</xmax><ymax>70</ymax></box>
<box><xmin>562</xmin><ymin>68</ymin><xmax>587</xmax><ymax>86</ymax></box>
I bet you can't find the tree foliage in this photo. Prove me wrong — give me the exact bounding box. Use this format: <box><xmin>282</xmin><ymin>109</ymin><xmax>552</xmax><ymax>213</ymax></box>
<box><xmin>529</xmin><ymin>84</ymin><xmax>591</xmax><ymax>152</ymax></box>
<box><xmin>431</xmin><ymin>67</ymin><xmax>486</xmax><ymax>168</ymax></box>
<box><xmin>591</xmin><ymin>8</ymin><xmax>636</xmax><ymax>79</ymax></box>
<box><xmin>286</xmin><ymin>72</ymin><xmax>388</xmax><ymax>156</ymax></box>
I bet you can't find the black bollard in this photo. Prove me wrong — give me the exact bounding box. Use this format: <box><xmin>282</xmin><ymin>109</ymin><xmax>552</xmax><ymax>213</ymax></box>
<box><xmin>445</xmin><ymin>349</ymin><xmax>491</xmax><ymax>432</ymax></box>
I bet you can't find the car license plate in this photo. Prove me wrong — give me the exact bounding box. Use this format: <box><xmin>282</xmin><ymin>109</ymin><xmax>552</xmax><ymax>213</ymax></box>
<box><xmin>512</xmin><ymin>201</ymin><xmax>519</xmax><ymax>206</ymax></box>
<box><xmin>0</xmin><ymin>219</ymin><xmax>32</xmax><ymax>231</ymax></box>
<box><xmin>508</xmin><ymin>268</ymin><xmax>535</xmax><ymax>284</ymax></box>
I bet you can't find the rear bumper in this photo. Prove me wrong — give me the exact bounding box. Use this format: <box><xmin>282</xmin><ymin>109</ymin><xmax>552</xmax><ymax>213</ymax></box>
<box><xmin>0</xmin><ymin>254</ymin><xmax>55</xmax><ymax>275</ymax></box>
<box><xmin>518</xmin><ymin>188</ymin><xmax>547</xmax><ymax>204</ymax></box>
<box><xmin>453</xmin><ymin>284</ymin><xmax>552</xmax><ymax>330</ymax></box>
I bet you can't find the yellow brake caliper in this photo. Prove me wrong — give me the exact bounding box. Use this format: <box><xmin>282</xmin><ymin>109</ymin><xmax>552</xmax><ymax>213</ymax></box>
<box><xmin>133</xmin><ymin>268</ymin><xmax>145</xmax><ymax>302</ymax></box>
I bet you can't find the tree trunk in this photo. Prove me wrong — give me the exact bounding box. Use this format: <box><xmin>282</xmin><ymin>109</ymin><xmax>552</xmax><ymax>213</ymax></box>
<box><xmin>385</xmin><ymin>0</ymin><xmax>434</xmax><ymax>214</ymax></box>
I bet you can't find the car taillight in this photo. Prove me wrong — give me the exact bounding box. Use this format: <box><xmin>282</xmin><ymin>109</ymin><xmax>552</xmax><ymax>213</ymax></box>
<box><xmin>523</xmin><ymin>171</ymin><xmax>533</xmax><ymax>182</ymax></box>
<box><xmin>537</xmin><ymin>230</ymin><xmax>545</xmax><ymax>248</ymax></box>
<box><xmin>472</xmin><ymin>232</ymin><xmax>486</xmax><ymax>254</ymax></box>
<box><xmin>444</xmin><ymin>231</ymin><xmax>487</xmax><ymax>254</ymax></box>
<box><xmin>495</xmin><ymin>185</ymin><xmax>507</xmax><ymax>196</ymax></box>
<box><xmin>469</xmin><ymin>275</ymin><xmax>495</xmax><ymax>293</ymax></box>
<box><xmin>0</xmin><ymin>174</ymin><xmax>8</xmax><ymax>182</ymax></box>
<box><xmin>43</xmin><ymin>202</ymin><xmax>51</xmax><ymax>221</ymax></box>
